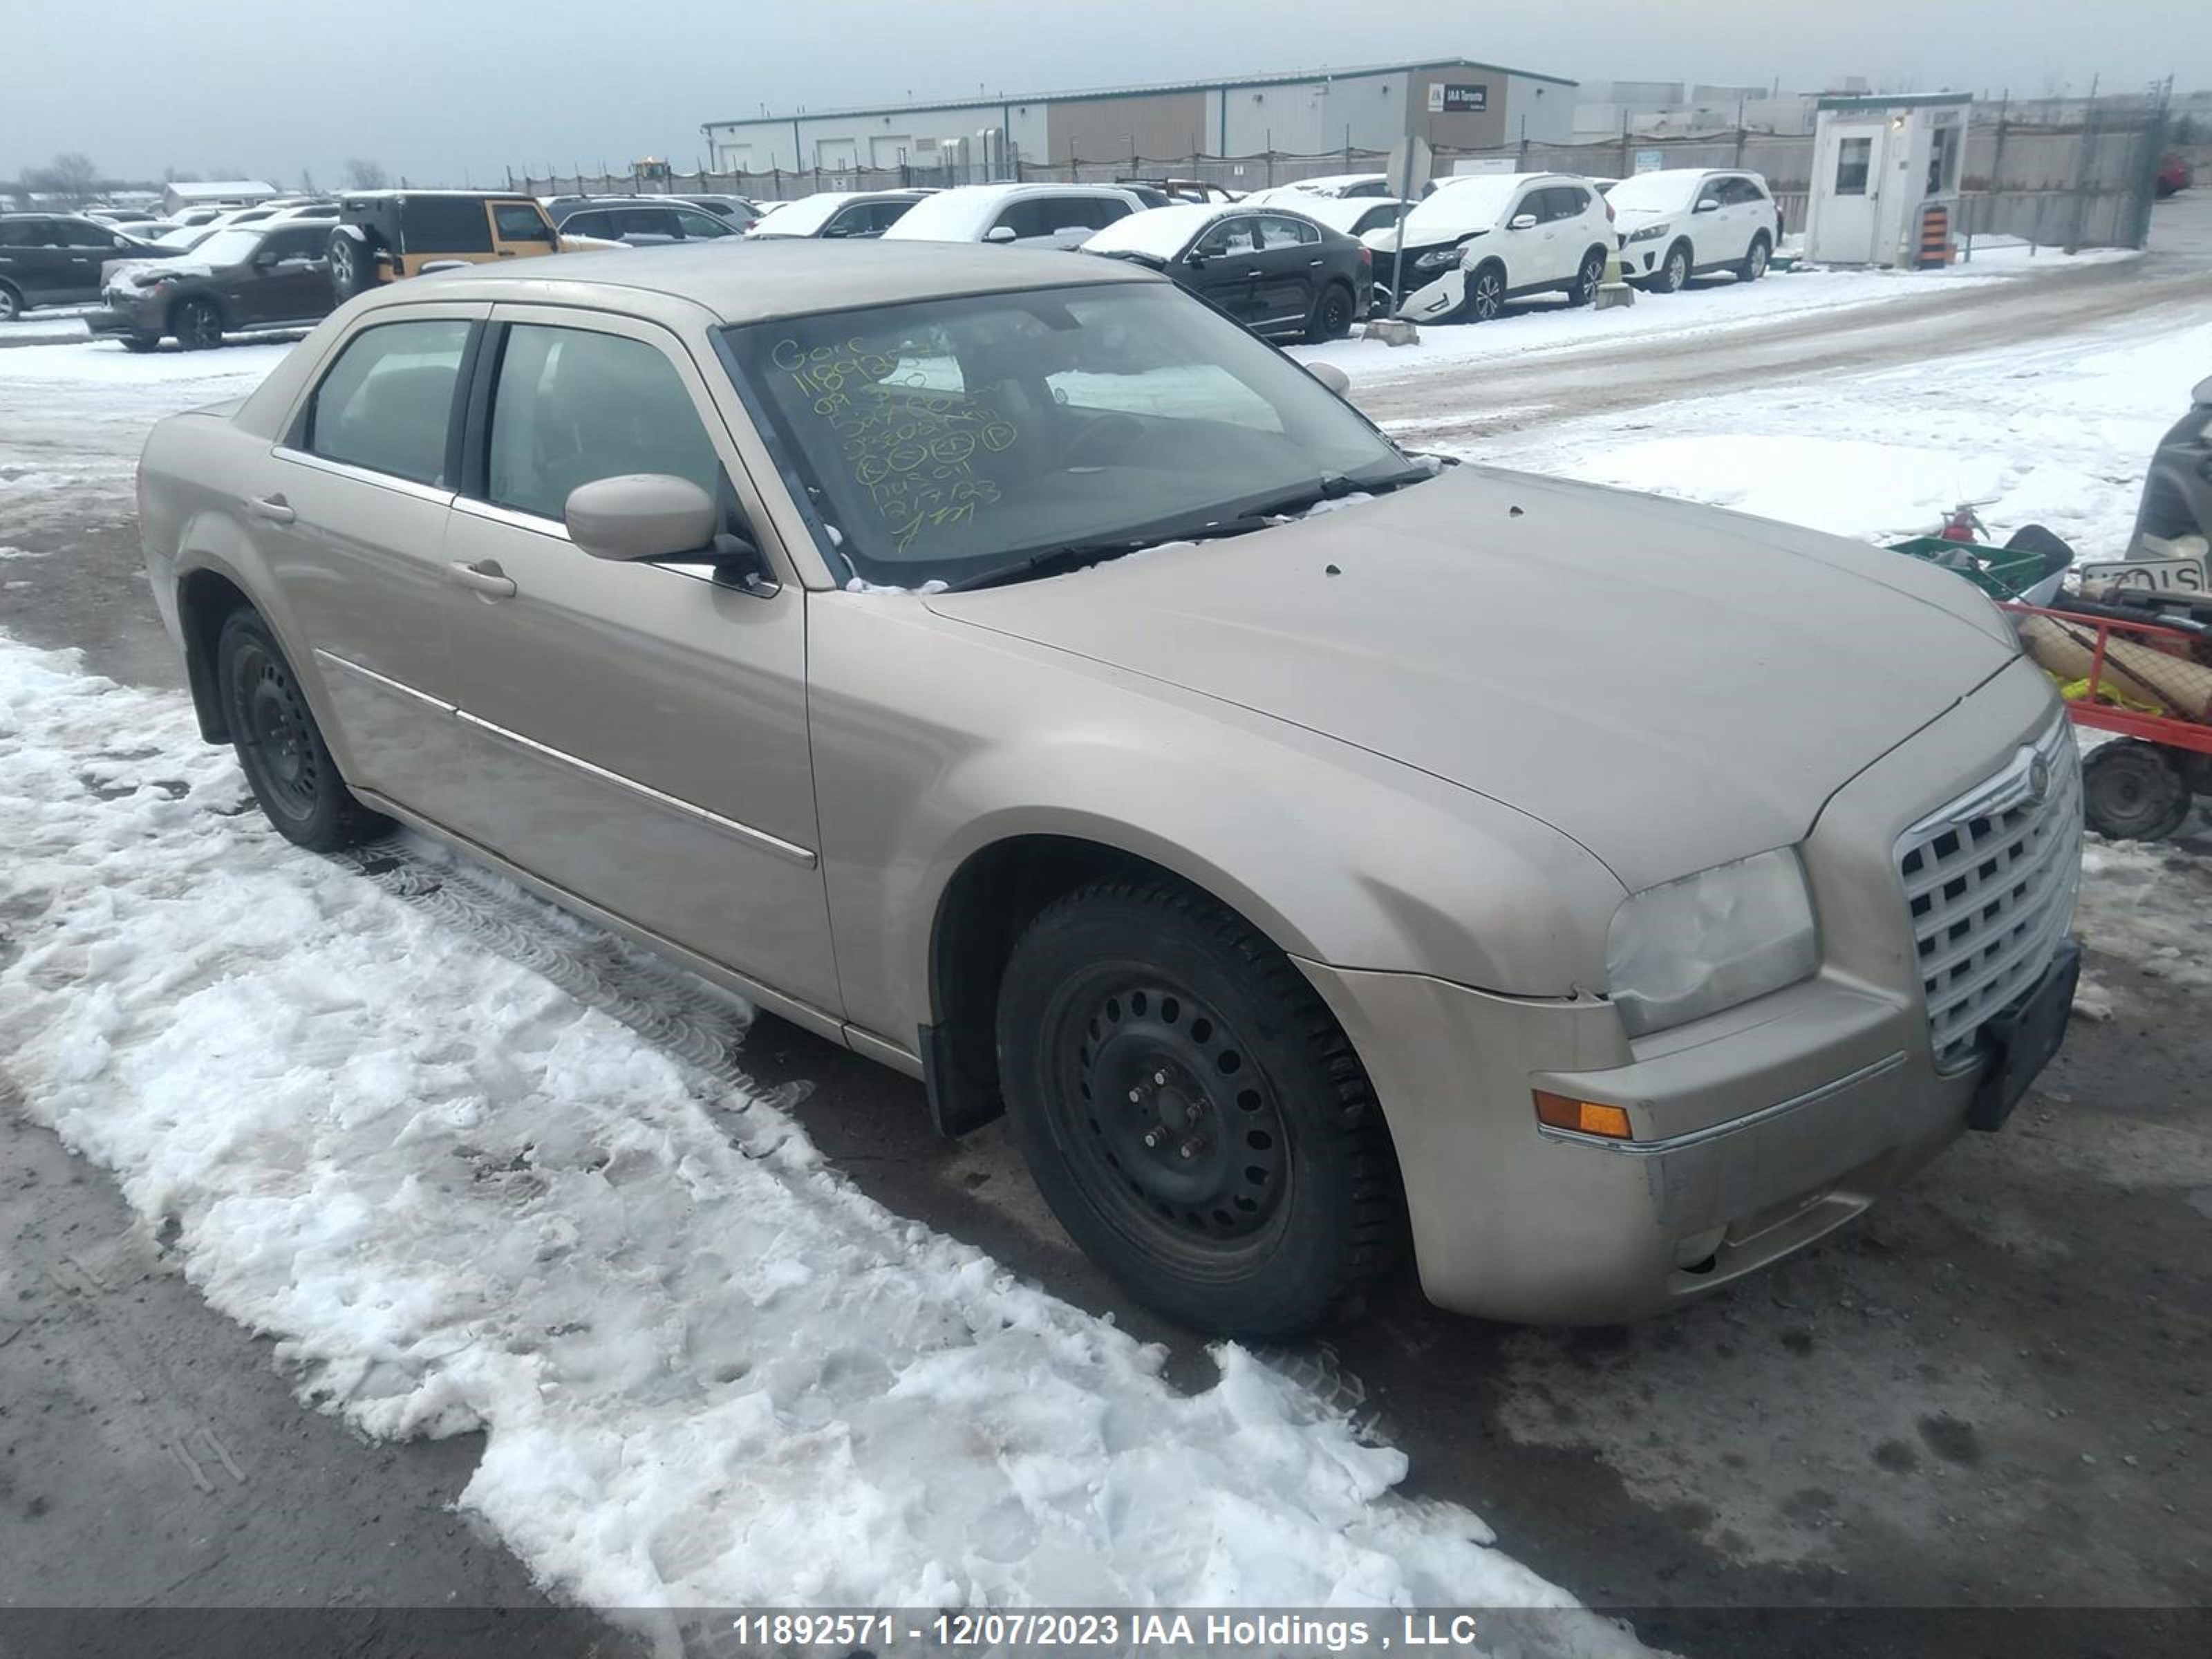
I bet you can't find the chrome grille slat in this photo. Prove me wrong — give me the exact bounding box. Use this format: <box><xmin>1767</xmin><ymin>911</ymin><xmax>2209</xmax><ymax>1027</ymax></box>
<box><xmin>1895</xmin><ymin>715</ymin><xmax>2083</xmax><ymax>1072</ymax></box>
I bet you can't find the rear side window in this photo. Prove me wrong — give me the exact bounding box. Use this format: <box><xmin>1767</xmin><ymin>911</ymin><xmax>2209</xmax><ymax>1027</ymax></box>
<box><xmin>301</xmin><ymin>319</ymin><xmax>471</xmax><ymax>486</ymax></box>
<box><xmin>493</xmin><ymin>203</ymin><xmax>554</xmax><ymax>242</ymax></box>
<box><xmin>615</xmin><ymin>207</ymin><xmax>676</xmax><ymax>238</ymax></box>
<box><xmin>868</xmin><ymin>200</ymin><xmax>917</xmax><ymax>232</ymax></box>
<box><xmin>564</xmin><ymin>211</ymin><xmax>610</xmax><ymax>237</ymax></box>
<box><xmin>1257</xmin><ymin>214</ymin><xmax>1320</xmax><ymax>247</ymax></box>
<box><xmin>400</xmin><ymin>197</ymin><xmax>494</xmax><ymax>254</ymax></box>
<box><xmin>1353</xmin><ymin>204</ymin><xmax>1399</xmax><ymax>236</ymax></box>
<box><xmin>485</xmin><ymin>324</ymin><xmax>721</xmax><ymax>522</ymax></box>
<box><xmin>673</xmin><ymin>208</ymin><xmax>731</xmax><ymax>238</ymax></box>
<box><xmin>0</xmin><ymin>220</ymin><xmax>52</xmax><ymax>247</ymax></box>
<box><xmin>1542</xmin><ymin>186</ymin><xmax>1592</xmax><ymax>223</ymax></box>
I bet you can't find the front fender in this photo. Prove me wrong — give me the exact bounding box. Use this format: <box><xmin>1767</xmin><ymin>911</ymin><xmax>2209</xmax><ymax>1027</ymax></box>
<box><xmin>807</xmin><ymin>597</ymin><xmax>1626</xmax><ymax>1049</ymax></box>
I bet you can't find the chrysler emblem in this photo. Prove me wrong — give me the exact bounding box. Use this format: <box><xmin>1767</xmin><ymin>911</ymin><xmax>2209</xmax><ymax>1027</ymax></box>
<box><xmin>2027</xmin><ymin>755</ymin><xmax>2052</xmax><ymax>803</ymax></box>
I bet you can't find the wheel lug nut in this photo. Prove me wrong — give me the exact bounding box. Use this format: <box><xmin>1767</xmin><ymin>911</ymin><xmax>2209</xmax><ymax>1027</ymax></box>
<box><xmin>1127</xmin><ymin>1088</ymin><xmax>1142</xmax><ymax>1103</ymax></box>
<box><xmin>1142</xmin><ymin>1130</ymin><xmax>1161</xmax><ymax>1149</ymax></box>
<box><xmin>1179</xmin><ymin>1137</ymin><xmax>1203</xmax><ymax>1160</ymax></box>
<box><xmin>1153</xmin><ymin>1070</ymin><xmax>1169</xmax><ymax>1086</ymax></box>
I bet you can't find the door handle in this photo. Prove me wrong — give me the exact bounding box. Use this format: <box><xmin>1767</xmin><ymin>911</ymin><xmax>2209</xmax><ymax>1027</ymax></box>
<box><xmin>248</xmin><ymin>494</ymin><xmax>294</xmax><ymax>524</ymax></box>
<box><xmin>1245</xmin><ymin>268</ymin><xmax>1263</xmax><ymax>278</ymax></box>
<box><xmin>495</xmin><ymin>250</ymin><xmax>517</xmax><ymax>257</ymax></box>
<box><xmin>448</xmin><ymin>559</ymin><xmax>517</xmax><ymax>599</ymax></box>
<box><xmin>1308</xmin><ymin>258</ymin><xmax>1324</xmax><ymax>267</ymax></box>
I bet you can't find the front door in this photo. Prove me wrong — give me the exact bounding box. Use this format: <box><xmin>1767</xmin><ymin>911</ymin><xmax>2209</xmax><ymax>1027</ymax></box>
<box><xmin>252</xmin><ymin>306</ymin><xmax>485</xmax><ymax>813</ymax></box>
<box><xmin>1185</xmin><ymin>214</ymin><xmax>1263</xmax><ymax>324</ymax></box>
<box><xmin>489</xmin><ymin>199</ymin><xmax>559</xmax><ymax>265</ymax></box>
<box><xmin>1814</xmin><ymin>121</ymin><xmax>1886</xmax><ymax>262</ymax></box>
<box><xmin>1250</xmin><ymin>214</ymin><xmax>1323</xmax><ymax>334</ymax></box>
<box><xmin>238</xmin><ymin>224</ymin><xmax>334</xmax><ymax>324</ymax></box>
<box><xmin>436</xmin><ymin>307</ymin><xmax>838</xmax><ymax>1012</ymax></box>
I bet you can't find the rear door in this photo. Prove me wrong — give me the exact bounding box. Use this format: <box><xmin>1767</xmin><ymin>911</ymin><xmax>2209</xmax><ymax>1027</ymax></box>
<box><xmin>614</xmin><ymin>207</ymin><xmax>681</xmax><ymax>246</ymax></box>
<box><xmin>253</xmin><ymin>306</ymin><xmax>484</xmax><ymax>814</ymax></box>
<box><xmin>671</xmin><ymin>206</ymin><xmax>735</xmax><ymax>242</ymax></box>
<box><xmin>57</xmin><ymin>218</ymin><xmax>129</xmax><ymax>302</ymax></box>
<box><xmin>1503</xmin><ymin>185</ymin><xmax>1558</xmax><ymax>289</ymax></box>
<box><xmin>1251</xmin><ymin>214</ymin><xmax>1324</xmax><ymax>333</ymax></box>
<box><xmin>1541</xmin><ymin>185</ymin><xmax>1598</xmax><ymax>285</ymax></box>
<box><xmin>438</xmin><ymin>308</ymin><xmax>838</xmax><ymax>1010</ymax></box>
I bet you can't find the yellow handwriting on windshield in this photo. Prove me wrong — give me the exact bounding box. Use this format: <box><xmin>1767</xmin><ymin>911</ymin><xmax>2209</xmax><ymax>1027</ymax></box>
<box><xmin>775</xmin><ymin>337</ymin><xmax>1015</xmax><ymax>550</ymax></box>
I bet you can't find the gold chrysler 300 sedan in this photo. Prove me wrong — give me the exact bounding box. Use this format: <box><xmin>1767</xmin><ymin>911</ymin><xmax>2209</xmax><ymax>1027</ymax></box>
<box><xmin>135</xmin><ymin>241</ymin><xmax>2083</xmax><ymax>1336</ymax></box>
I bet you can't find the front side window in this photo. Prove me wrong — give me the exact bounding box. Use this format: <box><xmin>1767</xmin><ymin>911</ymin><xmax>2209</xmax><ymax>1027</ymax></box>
<box><xmin>674</xmin><ymin>208</ymin><xmax>731</xmax><ymax>238</ymax></box>
<box><xmin>485</xmin><ymin>324</ymin><xmax>721</xmax><ymax>522</ymax></box>
<box><xmin>493</xmin><ymin>203</ymin><xmax>554</xmax><ymax>243</ymax></box>
<box><xmin>1835</xmin><ymin>138</ymin><xmax>1872</xmax><ymax>196</ymax></box>
<box><xmin>615</xmin><ymin>208</ymin><xmax>675</xmax><ymax>239</ymax></box>
<box><xmin>723</xmin><ymin>282</ymin><xmax>1415</xmax><ymax>587</ymax></box>
<box><xmin>301</xmin><ymin>318</ymin><xmax>471</xmax><ymax>486</ymax></box>
<box><xmin>0</xmin><ymin>220</ymin><xmax>50</xmax><ymax>247</ymax></box>
<box><xmin>262</xmin><ymin>225</ymin><xmax>326</xmax><ymax>263</ymax></box>
<box><xmin>564</xmin><ymin>211</ymin><xmax>610</xmax><ymax>238</ymax></box>
<box><xmin>1195</xmin><ymin>216</ymin><xmax>1260</xmax><ymax>256</ymax></box>
<box><xmin>990</xmin><ymin>200</ymin><xmax>1049</xmax><ymax>241</ymax></box>
<box><xmin>62</xmin><ymin>220</ymin><xmax>122</xmax><ymax>249</ymax></box>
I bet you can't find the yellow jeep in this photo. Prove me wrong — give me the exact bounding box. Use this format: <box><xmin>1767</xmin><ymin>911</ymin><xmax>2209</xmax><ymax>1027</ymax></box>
<box><xmin>326</xmin><ymin>191</ymin><xmax>583</xmax><ymax>299</ymax></box>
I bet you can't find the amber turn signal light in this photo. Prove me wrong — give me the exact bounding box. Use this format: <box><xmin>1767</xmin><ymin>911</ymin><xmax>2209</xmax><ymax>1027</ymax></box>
<box><xmin>1533</xmin><ymin>1091</ymin><xmax>1633</xmax><ymax>1140</ymax></box>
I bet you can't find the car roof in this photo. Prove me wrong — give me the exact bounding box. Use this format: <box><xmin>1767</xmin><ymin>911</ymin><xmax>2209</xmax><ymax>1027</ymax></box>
<box><xmin>353</xmin><ymin>237</ymin><xmax>1161</xmax><ymax>326</ymax></box>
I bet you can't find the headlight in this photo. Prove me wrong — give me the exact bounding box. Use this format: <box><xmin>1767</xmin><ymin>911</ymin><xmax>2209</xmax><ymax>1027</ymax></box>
<box><xmin>1605</xmin><ymin>847</ymin><xmax>1819</xmax><ymax>1036</ymax></box>
<box><xmin>1624</xmin><ymin>223</ymin><xmax>1671</xmax><ymax>244</ymax></box>
<box><xmin>1412</xmin><ymin>246</ymin><xmax>1461</xmax><ymax>271</ymax></box>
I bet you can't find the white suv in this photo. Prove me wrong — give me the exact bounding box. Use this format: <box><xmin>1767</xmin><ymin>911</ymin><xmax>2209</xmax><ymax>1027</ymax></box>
<box><xmin>1362</xmin><ymin>171</ymin><xmax>1613</xmax><ymax>324</ymax></box>
<box><xmin>881</xmin><ymin>182</ymin><xmax>1145</xmax><ymax>252</ymax></box>
<box><xmin>1607</xmin><ymin>169</ymin><xmax>1781</xmax><ymax>292</ymax></box>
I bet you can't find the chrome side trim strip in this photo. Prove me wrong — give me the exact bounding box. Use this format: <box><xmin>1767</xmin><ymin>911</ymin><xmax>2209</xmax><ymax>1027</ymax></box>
<box><xmin>1540</xmin><ymin>1051</ymin><xmax>1910</xmax><ymax>1155</ymax></box>
<box><xmin>449</xmin><ymin>496</ymin><xmax>574</xmax><ymax>541</ymax></box>
<box><xmin>312</xmin><ymin>648</ymin><xmax>458</xmax><ymax>714</ymax></box>
<box><xmin>455</xmin><ymin>710</ymin><xmax>818</xmax><ymax>868</ymax></box>
<box><xmin>271</xmin><ymin>447</ymin><xmax>456</xmax><ymax>506</ymax></box>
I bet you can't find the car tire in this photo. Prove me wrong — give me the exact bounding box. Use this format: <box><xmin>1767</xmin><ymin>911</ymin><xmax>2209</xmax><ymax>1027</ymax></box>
<box><xmin>216</xmin><ymin>608</ymin><xmax>386</xmax><ymax>852</ymax></box>
<box><xmin>1567</xmin><ymin>246</ymin><xmax>1608</xmax><ymax>306</ymax></box>
<box><xmin>1653</xmin><ymin>240</ymin><xmax>1692</xmax><ymax>293</ymax></box>
<box><xmin>1305</xmin><ymin>281</ymin><xmax>1355</xmax><ymax>342</ymax></box>
<box><xmin>0</xmin><ymin>282</ymin><xmax>21</xmax><ymax>322</ymax></box>
<box><xmin>1738</xmin><ymin>233</ymin><xmax>1772</xmax><ymax>283</ymax></box>
<box><xmin>172</xmin><ymin>298</ymin><xmax>223</xmax><ymax>350</ymax></box>
<box><xmin>119</xmin><ymin>332</ymin><xmax>160</xmax><ymax>353</ymax></box>
<box><xmin>1460</xmin><ymin>261</ymin><xmax>1506</xmax><ymax>324</ymax></box>
<box><xmin>997</xmin><ymin>879</ymin><xmax>1403</xmax><ymax>1338</ymax></box>
<box><xmin>2081</xmin><ymin>740</ymin><xmax>2193</xmax><ymax>842</ymax></box>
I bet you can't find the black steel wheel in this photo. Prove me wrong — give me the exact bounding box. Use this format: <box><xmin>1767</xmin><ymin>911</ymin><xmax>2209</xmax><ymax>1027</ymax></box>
<box><xmin>1305</xmin><ymin>281</ymin><xmax>1354</xmax><ymax>342</ymax></box>
<box><xmin>1462</xmin><ymin>263</ymin><xmax>1506</xmax><ymax>324</ymax></box>
<box><xmin>2082</xmin><ymin>739</ymin><xmax>2192</xmax><ymax>842</ymax></box>
<box><xmin>216</xmin><ymin>608</ymin><xmax>383</xmax><ymax>851</ymax></box>
<box><xmin>172</xmin><ymin>298</ymin><xmax>223</xmax><ymax>350</ymax></box>
<box><xmin>997</xmin><ymin>881</ymin><xmax>1403</xmax><ymax>1337</ymax></box>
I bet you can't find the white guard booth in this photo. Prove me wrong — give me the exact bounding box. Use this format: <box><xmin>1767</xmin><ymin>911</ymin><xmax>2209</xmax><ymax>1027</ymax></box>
<box><xmin>1804</xmin><ymin>91</ymin><xmax>1970</xmax><ymax>268</ymax></box>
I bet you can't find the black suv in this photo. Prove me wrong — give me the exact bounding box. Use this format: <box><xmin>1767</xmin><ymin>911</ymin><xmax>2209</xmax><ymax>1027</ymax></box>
<box><xmin>545</xmin><ymin>197</ymin><xmax>740</xmax><ymax>247</ymax></box>
<box><xmin>86</xmin><ymin>223</ymin><xmax>334</xmax><ymax>350</ymax></box>
<box><xmin>0</xmin><ymin>213</ymin><xmax>182</xmax><ymax>319</ymax></box>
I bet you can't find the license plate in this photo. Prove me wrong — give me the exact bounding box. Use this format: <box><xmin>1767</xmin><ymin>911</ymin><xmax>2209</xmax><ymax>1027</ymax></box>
<box><xmin>1968</xmin><ymin>941</ymin><xmax>2081</xmax><ymax>1132</ymax></box>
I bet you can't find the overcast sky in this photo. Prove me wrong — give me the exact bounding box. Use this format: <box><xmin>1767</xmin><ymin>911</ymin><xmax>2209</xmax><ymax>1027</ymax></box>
<box><xmin>10</xmin><ymin>0</ymin><xmax>2209</xmax><ymax>185</ymax></box>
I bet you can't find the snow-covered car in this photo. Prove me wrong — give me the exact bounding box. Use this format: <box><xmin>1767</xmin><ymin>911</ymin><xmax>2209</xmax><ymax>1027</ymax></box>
<box><xmin>1362</xmin><ymin>171</ymin><xmax>1614</xmax><ymax>323</ymax></box>
<box><xmin>134</xmin><ymin>239</ymin><xmax>2084</xmax><ymax>1338</ymax></box>
<box><xmin>1606</xmin><ymin>169</ymin><xmax>1781</xmax><ymax>292</ymax></box>
<box><xmin>1284</xmin><ymin>195</ymin><xmax>1412</xmax><ymax>243</ymax></box>
<box><xmin>881</xmin><ymin>182</ymin><xmax>1146</xmax><ymax>250</ymax></box>
<box><xmin>743</xmin><ymin>189</ymin><xmax>926</xmax><ymax>240</ymax></box>
<box><xmin>1082</xmin><ymin>202</ymin><xmax>1369</xmax><ymax>340</ymax></box>
<box><xmin>88</xmin><ymin>221</ymin><xmax>334</xmax><ymax>351</ymax></box>
<box><xmin>1249</xmin><ymin>173</ymin><xmax>1393</xmax><ymax>202</ymax></box>
<box><xmin>0</xmin><ymin>212</ymin><xmax>185</xmax><ymax>318</ymax></box>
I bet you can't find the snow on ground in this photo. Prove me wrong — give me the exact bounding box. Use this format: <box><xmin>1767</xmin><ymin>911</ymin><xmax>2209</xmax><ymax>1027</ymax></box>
<box><xmin>0</xmin><ymin>636</ymin><xmax>1644</xmax><ymax>1649</ymax></box>
<box><xmin>1474</xmin><ymin>299</ymin><xmax>2212</xmax><ymax>561</ymax></box>
<box><xmin>1288</xmin><ymin>248</ymin><xmax>2139</xmax><ymax>390</ymax></box>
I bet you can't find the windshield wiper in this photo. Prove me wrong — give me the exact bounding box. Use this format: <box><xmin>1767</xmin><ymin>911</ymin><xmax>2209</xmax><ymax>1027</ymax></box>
<box><xmin>1244</xmin><ymin>467</ymin><xmax>1434</xmax><ymax>521</ymax></box>
<box><xmin>944</xmin><ymin>521</ymin><xmax>1266</xmax><ymax>594</ymax></box>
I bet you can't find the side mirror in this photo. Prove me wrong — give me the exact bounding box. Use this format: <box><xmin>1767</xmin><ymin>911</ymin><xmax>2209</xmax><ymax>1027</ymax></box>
<box><xmin>252</xmin><ymin>250</ymin><xmax>278</xmax><ymax>269</ymax></box>
<box><xmin>565</xmin><ymin>474</ymin><xmax>716</xmax><ymax>563</ymax></box>
<box><xmin>1305</xmin><ymin>362</ymin><xmax>1351</xmax><ymax>396</ymax></box>
<box><xmin>1184</xmin><ymin>247</ymin><xmax>1210</xmax><ymax>265</ymax></box>
<box><xmin>1507</xmin><ymin>213</ymin><xmax>1537</xmax><ymax>231</ymax></box>
<box><xmin>1694</xmin><ymin>198</ymin><xmax>1721</xmax><ymax>214</ymax></box>
<box><xmin>983</xmin><ymin>225</ymin><xmax>1018</xmax><ymax>243</ymax></box>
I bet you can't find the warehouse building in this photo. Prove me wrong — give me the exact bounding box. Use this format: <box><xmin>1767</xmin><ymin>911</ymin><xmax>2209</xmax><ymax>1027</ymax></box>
<box><xmin>700</xmin><ymin>58</ymin><xmax>1575</xmax><ymax>178</ymax></box>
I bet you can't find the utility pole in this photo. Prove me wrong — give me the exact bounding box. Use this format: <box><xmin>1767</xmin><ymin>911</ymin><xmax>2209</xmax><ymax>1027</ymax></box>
<box><xmin>1389</xmin><ymin>77</ymin><xmax>1418</xmax><ymax>318</ymax></box>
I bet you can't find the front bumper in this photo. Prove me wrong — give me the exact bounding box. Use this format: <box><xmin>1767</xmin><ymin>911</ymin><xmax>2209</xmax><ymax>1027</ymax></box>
<box><xmin>1298</xmin><ymin>656</ymin><xmax>2077</xmax><ymax>1324</ymax></box>
<box><xmin>84</xmin><ymin>296</ymin><xmax>160</xmax><ymax>338</ymax></box>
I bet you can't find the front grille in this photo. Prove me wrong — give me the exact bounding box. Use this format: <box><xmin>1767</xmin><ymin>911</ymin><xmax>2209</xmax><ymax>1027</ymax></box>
<box><xmin>1895</xmin><ymin>714</ymin><xmax>2083</xmax><ymax>1071</ymax></box>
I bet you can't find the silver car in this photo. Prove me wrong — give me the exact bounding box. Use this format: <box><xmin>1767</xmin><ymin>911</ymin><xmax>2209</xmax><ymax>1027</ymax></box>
<box><xmin>135</xmin><ymin>241</ymin><xmax>2084</xmax><ymax>1336</ymax></box>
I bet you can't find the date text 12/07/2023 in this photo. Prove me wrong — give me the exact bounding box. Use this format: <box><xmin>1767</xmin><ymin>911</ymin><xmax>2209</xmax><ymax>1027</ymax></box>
<box><xmin>723</xmin><ymin>1611</ymin><xmax>1488</xmax><ymax>1653</ymax></box>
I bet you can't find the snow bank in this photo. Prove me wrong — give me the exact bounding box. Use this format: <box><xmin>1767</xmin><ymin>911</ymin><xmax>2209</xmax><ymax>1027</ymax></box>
<box><xmin>0</xmin><ymin>633</ymin><xmax>1642</xmax><ymax>1646</ymax></box>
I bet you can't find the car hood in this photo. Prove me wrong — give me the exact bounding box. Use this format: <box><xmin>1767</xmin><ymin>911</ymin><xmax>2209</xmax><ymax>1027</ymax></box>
<box><xmin>1611</xmin><ymin>205</ymin><xmax>1679</xmax><ymax>232</ymax></box>
<box><xmin>924</xmin><ymin>466</ymin><xmax>2017</xmax><ymax>891</ymax></box>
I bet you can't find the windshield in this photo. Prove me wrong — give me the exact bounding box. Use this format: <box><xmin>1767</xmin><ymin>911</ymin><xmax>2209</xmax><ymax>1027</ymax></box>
<box><xmin>1604</xmin><ymin>171</ymin><xmax>1703</xmax><ymax>214</ymax></box>
<box><xmin>179</xmin><ymin>229</ymin><xmax>263</xmax><ymax>265</ymax></box>
<box><xmin>750</xmin><ymin>193</ymin><xmax>850</xmax><ymax>236</ymax></box>
<box><xmin>722</xmin><ymin>282</ymin><xmax>1416</xmax><ymax>588</ymax></box>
